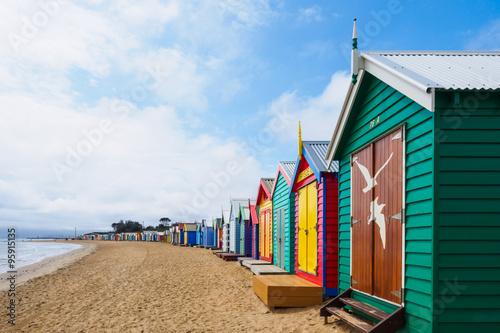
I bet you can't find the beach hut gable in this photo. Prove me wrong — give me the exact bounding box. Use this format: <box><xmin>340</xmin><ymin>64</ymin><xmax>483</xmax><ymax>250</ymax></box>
<box><xmin>289</xmin><ymin>138</ymin><xmax>339</xmax><ymax>298</ymax></box>
<box><xmin>321</xmin><ymin>47</ymin><xmax>500</xmax><ymax>332</ymax></box>
<box><xmin>271</xmin><ymin>161</ymin><xmax>297</xmax><ymax>273</ymax></box>
<box><xmin>256</xmin><ymin>178</ymin><xmax>275</xmax><ymax>262</ymax></box>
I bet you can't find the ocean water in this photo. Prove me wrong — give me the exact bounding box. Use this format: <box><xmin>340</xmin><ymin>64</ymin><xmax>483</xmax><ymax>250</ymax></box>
<box><xmin>0</xmin><ymin>239</ymin><xmax>82</xmax><ymax>274</ymax></box>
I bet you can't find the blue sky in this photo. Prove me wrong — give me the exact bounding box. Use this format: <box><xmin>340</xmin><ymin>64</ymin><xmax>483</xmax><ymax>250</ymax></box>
<box><xmin>0</xmin><ymin>0</ymin><xmax>499</xmax><ymax>236</ymax></box>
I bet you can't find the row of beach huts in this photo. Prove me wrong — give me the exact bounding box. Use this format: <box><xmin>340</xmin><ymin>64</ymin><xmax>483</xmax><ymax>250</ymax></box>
<box><xmin>82</xmin><ymin>27</ymin><xmax>500</xmax><ymax>333</ymax></box>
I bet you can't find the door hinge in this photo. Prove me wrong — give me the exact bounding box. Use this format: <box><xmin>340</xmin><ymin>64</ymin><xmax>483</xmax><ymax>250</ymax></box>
<box><xmin>313</xmin><ymin>266</ymin><xmax>318</xmax><ymax>275</ymax></box>
<box><xmin>351</xmin><ymin>276</ymin><xmax>358</xmax><ymax>285</ymax></box>
<box><xmin>392</xmin><ymin>288</ymin><xmax>405</xmax><ymax>301</ymax></box>
<box><xmin>391</xmin><ymin>208</ymin><xmax>405</xmax><ymax>224</ymax></box>
<box><xmin>313</xmin><ymin>225</ymin><xmax>319</xmax><ymax>231</ymax></box>
<box><xmin>351</xmin><ymin>217</ymin><xmax>360</xmax><ymax>227</ymax></box>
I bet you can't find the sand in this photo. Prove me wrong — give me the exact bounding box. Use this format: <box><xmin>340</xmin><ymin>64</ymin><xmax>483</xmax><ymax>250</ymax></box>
<box><xmin>0</xmin><ymin>241</ymin><xmax>354</xmax><ymax>332</ymax></box>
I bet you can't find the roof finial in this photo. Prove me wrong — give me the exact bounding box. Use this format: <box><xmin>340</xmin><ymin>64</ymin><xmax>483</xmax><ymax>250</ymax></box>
<box><xmin>352</xmin><ymin>19</ymin><xmax>359</xmax><ymax>84</ymax></box>
<box><xmin>298</xmin><ymin>121</ymin><xmax>303</xmax><ymax>160</ymax></box>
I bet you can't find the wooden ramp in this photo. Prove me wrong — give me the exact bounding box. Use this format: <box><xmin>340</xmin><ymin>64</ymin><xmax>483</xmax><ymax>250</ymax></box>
<box><xmin>237</xmin><ymin>257</ymin><xmax>254</xmax><ymax>264</ymax></box>
<box><xmin>205</xmin><ymin>246</ymin><xmax>219</xmax><ymax>250</ymax></box>
<box><xmin>220</xmin><ymin>253</ymin><xmax>244</xmax><ymax>261</ymax></box>
<box><xmin>253</xmin><ymin>275</ymin><xmax>323</xmax><ymax>310</ymax></box>
<box><xmin>214</xmin><ymin>251</ymin><xmax>228</xmax><ymax>258</ymax></box>
<box><xmin>242</xmin><ymin>259</ymin><xmax>272</xmax><ymax>269</ymax></box>
<box><xmin>251</xmin><ymin>264</ymin><xmax>289</xmax><ymax>275</ymax></box>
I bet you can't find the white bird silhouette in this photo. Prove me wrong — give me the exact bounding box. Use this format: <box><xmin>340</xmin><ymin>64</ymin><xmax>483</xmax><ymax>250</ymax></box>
<box><xmin>355</xmin><ymin>152</ymin><xmax>394</xmax><ymax>193</ymax></box>
<box><xmin>368</xmin><ymin>197</ymin><xmax>386</xmax><ymax>249</ymax></box>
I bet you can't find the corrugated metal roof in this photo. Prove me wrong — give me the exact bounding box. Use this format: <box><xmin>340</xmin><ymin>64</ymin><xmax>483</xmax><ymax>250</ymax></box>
<box><xmin>261</xmin><ymin>178</ymin><xmax>275</xmax><ymax>193</ymax></box>
<box><xmin>280</xmin><ymin>161</ymin><xmax>296</xmax><ymax>180</ymax></box>
<box><xmin>243</xmin><ymin>207</ymin><xmax>250</xmax><ymax>220</ymax></box>
<box><xmin>362</xmin><ymin>51</ymin><xmax>500</xmax><ymax>90</ymax></box>
<box><xmin>222</xmin><ymin>210</ymin><xmax>230</xmax><ymax>223</ymax></box>
<box><xmin>231</xmin><ymin>198</ymin><xmax>249</xmax><ymax>210</ymax></box>
<box><xmin>303</xmin><ymin>141</ymin><xmax>339</xmax><ymax>172</ymax></box>
<box><xmin>184</xmin><ymin>223</ymin><xmax>197</xmax><ymax>232</ymax></box>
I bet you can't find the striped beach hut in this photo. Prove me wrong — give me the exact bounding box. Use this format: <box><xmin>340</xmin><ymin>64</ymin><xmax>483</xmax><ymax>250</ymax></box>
<box><xmin>229</xmin><ymin>199</ymin><xmax>248</xmax><ymax>254</ymax></box>
<box><xmin>256</xmin><ymin>178</ymin><xmax>275</xmax><ymax>262</ymax></box>
<box><xmin>289</xmin><ymin>124</ymin><xmax>339</xmax><ymax>298</ymax></box>
<box><xmin>213</xmin><ymin>217</ymin><xmax>222</xmax><ymax>248</ymax></box>
<box><xmin>249</xmin><ymin>202</ymin><xmax>259</xmax><ymax>259</ymax></box>
<box><xmin>238</xmin><ymin>201</ymin><xmax>254</xmax><ymax>256</ymax></box>
<box><xmin>320</xmin><ymin>27</ymin><xmax>500</xmax><ymax>332</ymax></box>
<box><xmin>222</xmin><ymin>209</ymin><xmax>230</xmax><ymax>252</ymax></box>
<box><xmin>270</xmin><ymin>161</ymin><xmax>296</xmax><ymax>273</ymax></box>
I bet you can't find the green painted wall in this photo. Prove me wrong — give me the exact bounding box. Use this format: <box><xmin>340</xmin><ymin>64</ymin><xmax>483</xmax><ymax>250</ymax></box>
<box><xmin>272</xmin><ymin>173</ymin><xmax>296</xmax><ymax>273</ymax></box>
<box><xmin>434</xmin><ymin>91</ymin><xmax>500</xmax><ymax>332</ymax></box>
<box><xmin>335</xmin><ymin>73</ymin><xmax>435</xmax><ymax>333</ymax></box>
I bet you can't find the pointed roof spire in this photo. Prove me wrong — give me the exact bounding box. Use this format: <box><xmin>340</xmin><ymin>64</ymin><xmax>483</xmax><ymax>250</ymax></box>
<box><xmin>298</xmin><ymin>121</ymin><xmax>303</xmax><ymax>160</ymax></box>
<box><xmin>351</xmin><ymin>19</ymin><xmax>359</xmax><ymax>84</ymax></box>
<box><xmin>352</xmin><ymin>18</ymin><xmax>358</xmax><ymax>48</ymax></box>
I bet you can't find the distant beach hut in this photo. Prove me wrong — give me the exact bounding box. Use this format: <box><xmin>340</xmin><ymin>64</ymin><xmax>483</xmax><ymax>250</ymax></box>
<box><xmin>256</xmin><ymin>178</ymin><xmax>275</xmax><ymax>262</ymax></box>
<box><xmin>213</xmin><ymin>217</ymin><xmax>222</xmax><ymax>248</ymax></box>
<box><xmin>238</xmin><ymin>201</ymin><xmax>254</xmax><ymax>256</ymax></box>
<box><xmin>289</xmin><ymin>124</ymin><xmax>339</xmax><ymax>298</ymax></box>
<box><xmin>270</xmin><ymin>161</ymin><xmax>296</xmax><ymax>273</ymax></box>
<box><xmin>229</xmin><ymin>199</ymin><xmax>248</xmax><ymax>254</ymax></box>
<box><xmin>222</xmin><ymin>209</ymin><xmax>230</xmax><ymax>252</ymax></box>
<box><xmin>249</xmin><ymin>202</ymin><xmax>259</xmax><ymax>259</ymax></box>
<box><xmin>183</xmin><ymin>223</ymin><xmax>198</xmax><ymax>246</ymax></box>
<box><xmin>320</xmin><ymin>36</ymin><xmax>500</xmax><ymax>330</ymax></box>
<box><xmin>179</xmin><ymin>223</ymin><xmax>185</xmax><ymax>244</ymax></box>
<box><xmin>202</xmin><ymin>220</ymin><xmax>215</xmax><ymax>247</ymax></box>
<box><xmin>196</xmin><ymin>222</ymin><xmax>203</xmax><ymax>245</ymax></box>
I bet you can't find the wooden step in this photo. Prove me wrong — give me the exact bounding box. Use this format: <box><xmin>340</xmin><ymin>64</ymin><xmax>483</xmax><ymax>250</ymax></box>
<box><xmin>325</xmin><ymin>307</ymin><xmax>374</xmax><ymax>332</ymax></box>
<box><xmin>340</xmin><ymin>297</ymin><xmax>389</xmax><ymax>321</ymax></box>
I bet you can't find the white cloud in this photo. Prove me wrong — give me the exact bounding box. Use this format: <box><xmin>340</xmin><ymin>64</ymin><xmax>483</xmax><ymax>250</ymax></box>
<box><xmin>0</xmin><ymin>94</ymin><xmax>263</xmax><ymax>231</ymax></box>
<box><xmin>265</xmin><ymin>70</ymin><xmax>351</xmax><ymax>142</ymax></box>
<box><xmin>466</xmin><ymin>18</ymin><xmax>500</xmax><ymax>50</ymax></box>
<box><xmin>298</xmin><ymin>5</ymin><xmax>323</xmax><ymax>23</ymax></box>
<box><xmin>0</xmin><ymin>0</ymin><xmax>289</xmax><ymax>233</ymax></box>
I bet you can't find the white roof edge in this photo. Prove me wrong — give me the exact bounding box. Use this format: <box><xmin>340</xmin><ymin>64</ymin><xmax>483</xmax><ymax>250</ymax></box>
<box><xmin>326</xmin><ymin>70</ymin><xmax>365</xmax><ymax>167</ymax></box>
<box><xmin>362</xmin><ymin>53</ymin><xmax>434</xmax><ymax>112</ymax></box>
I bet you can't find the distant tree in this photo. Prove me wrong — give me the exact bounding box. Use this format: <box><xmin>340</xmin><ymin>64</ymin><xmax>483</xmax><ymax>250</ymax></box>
<box><xmin>112</xmin><ymin>220</ymin><xmax>143</xmax><ymax>233</ymax></box>
<box><xmin>145</xmin><ymin>225</ymin><xmax>155</xmax><ymax>231</ymax></box>
<box><xmin>159</xmin><ymin>217</ymin><xmax>171</xmax><ymax>225</ymax></box>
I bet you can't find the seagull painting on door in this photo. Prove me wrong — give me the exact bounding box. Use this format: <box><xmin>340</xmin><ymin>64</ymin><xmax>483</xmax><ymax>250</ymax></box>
<box><xmin>351</xmin><ymin>127</ymin><xmax>403</xmax><ymax>304</ymax></box>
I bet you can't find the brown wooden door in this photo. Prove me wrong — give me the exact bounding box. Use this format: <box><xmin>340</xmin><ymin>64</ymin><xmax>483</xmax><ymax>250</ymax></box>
<box><xmin>351</xmin><ymin>128</ymin><xmax>404</xmax><ymax>304</ymax></box>
<box><xmin>351</xmin><ymin>144</ymin><xmax>374</xmax><ymax>295</ymax></box>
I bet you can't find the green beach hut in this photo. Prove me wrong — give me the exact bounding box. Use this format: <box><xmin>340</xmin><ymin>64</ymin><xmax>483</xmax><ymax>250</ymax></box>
<box><xmin>320</xmin><ymin>22</ymin><xmax>500</xmax><ymax>333</ymax></box>
<box><xmin>270</xmin><ymin>161</ymin><xmax>296</xmax><ymax>273</ymax></box>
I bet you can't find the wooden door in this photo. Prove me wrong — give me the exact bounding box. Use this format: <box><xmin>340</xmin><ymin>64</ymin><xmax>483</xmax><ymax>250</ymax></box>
<box><xmin>351</xmin><ymin>128</ymin><xmax>404</xmax><ymax>304</ymax></box>
<box><xmin>351</xmin><ymin>145</ymin><xmax>374</xmax><ymax>294</ymax></box>
<box><xmin>259</xmin><ymin>212</ymin><xmax>264</xmax><ymax>257</ymax></box>
<box><xmin>276</xmin><ymin>208</ymin><xmax>286</xmax><ymax>268</ymax></box>
<box><xmin>260</xmin><ymin>209</ymin><xmax>271</xmax><ymax>259</ymax></box>
<box><xmin>298</xmin><ymin>186</ymin><xmax>307</xmax><ymax>271</ymax></box>
<box><xmin>280</xmin><ymin>208</ymin><xmax>286</xmax><ymax>268</ymax></box>
<box><xmin>298</xmin><ymin>181</ymin><xmax>318</xmax><ymax>275</ymax></box>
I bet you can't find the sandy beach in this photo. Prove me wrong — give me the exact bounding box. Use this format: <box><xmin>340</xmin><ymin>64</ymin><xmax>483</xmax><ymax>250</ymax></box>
<box><xmin>0</xmin><ymin>241</ymin><xmax>353</xmax><ymax>332</ymax></box>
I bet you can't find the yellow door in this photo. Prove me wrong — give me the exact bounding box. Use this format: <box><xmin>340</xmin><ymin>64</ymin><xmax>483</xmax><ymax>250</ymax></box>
<box><xmin>298</xmin><ymin>182</ymin><xmax>318</xmax><ymax>275</ymax></box>
<box><xmin>259</xmin><ymin>211</ymin><xmax>264</xmax><ymax>257</ymax></box>
<box><xmin>306</xmin><ymin>182</ymin><xmax>318</xmax><ymax>275</ymax></box>
<box><xmin>264</xmin><ymin>210</ymin><xmax>269</xmax><ymax>258</ymax></box>
<box><xmin>298</xmin><ymin>186</ymin><xmax>308</xmax><ymax>271</ymax></box>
